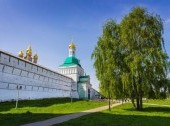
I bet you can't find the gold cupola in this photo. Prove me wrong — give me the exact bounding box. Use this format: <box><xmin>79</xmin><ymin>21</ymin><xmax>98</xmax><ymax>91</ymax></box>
<box><xmin>18</xmin><ymin>51</ymin><xmax>24</xmax><ymax>58</ymax></box>
<box><xmin>33</xmin><ymin>53</ymin><xmax>38</xmax><ymax>59</ymax></box>
<box><xmin>69</xmin><ymin>43</ymin><xmax>76</xmax><ymax>50</ymax></box>
<box><xmin>33</xmin><ymin>53</ymin><xmax>38</xmax><ymax>64</ymax></box>
<box><xmin>26</xmin><ymin>45</ymin><xmax>32</xmax><ymax>56</ymax></box>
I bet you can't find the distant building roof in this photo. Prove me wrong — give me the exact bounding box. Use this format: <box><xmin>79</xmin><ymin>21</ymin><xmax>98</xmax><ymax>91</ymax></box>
<box><xmin>78</xmin><ymin>75</ymin><xmax>90</xmax><ymax>83</ymax></box>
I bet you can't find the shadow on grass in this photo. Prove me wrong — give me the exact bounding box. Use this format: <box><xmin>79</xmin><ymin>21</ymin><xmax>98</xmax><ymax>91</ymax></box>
<box><xmin>54</xmin><ymin>105</ymin><xmax>170</xmax><ymax>126</ymax></box>
<box><xmin>0</xmin><ymin>98</ymin><xmax>80</xmax><ymax>112</ymax></box>
<box><xmin>125</xmin><ymin>106</ymin><xmax>170</xmax><ymax>113</ymax></box>
<box><xmin>56</xmin><ymin>112</ymin><xmax>170</xmax><ymax>126</ymax></box>
<box><xmin>1</xmin><ymin>106</ymin><xmax>170</xmax><ymax>126</ymax></box>
<box><xmin>0</xmin><ymin>112</ymin><xmax>68</xmax><ymax>126</ymax></box>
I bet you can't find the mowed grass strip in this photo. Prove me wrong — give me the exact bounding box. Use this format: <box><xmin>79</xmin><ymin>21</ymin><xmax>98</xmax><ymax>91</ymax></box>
<box><xmin>144</xmin><ymin>99</ymin><xmax>170</xmax><ymax>105</ymax></box>
<box><xmin>57</xmin><ymin>100</ymin><xmax>170</xmax><ymax>126</ymax></box>
<box><xmin>0</xmin><ymin>98</ymin><xmax>108</xmax><ymax>126</ymax></box>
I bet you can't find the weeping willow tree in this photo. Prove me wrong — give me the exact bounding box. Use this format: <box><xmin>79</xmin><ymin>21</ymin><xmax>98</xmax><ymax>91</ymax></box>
<box><xmin>91</xmin><ymin>20</ymin><xmax>124</xmax><ymax>110</ymax></box>
<box><xmin>121</xmin><ymin>7</ymin><xmax>169</xmax><ymax>110</ymax></box>
<box><xmin>92</xmin><ymin>7</ymin><xmax>169</xmax><ymax>111</ymax></box>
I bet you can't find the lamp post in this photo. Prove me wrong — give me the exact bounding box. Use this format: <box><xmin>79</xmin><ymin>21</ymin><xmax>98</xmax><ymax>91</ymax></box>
<box><xmin>15</xmin><ymin>85</ymin><xmax>22</xmax><ymax>109</ymax></box>
<box><xmin>70</xmin><ymin>83</ymin><xmax>74</xmax><ymax>103</ymax></box>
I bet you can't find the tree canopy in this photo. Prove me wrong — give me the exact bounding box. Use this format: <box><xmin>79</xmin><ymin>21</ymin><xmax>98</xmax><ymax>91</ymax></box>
<box><xmin>92</xmin><ymin>7</ymin><xmax>169</xmax><ymax>110</ymax></box>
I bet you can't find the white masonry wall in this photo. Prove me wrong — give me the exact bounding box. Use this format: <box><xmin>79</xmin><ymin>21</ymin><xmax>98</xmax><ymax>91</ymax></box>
<box><xmin>0</xmin><ymin>50</ymin><xmax>77</xmax><ymax>102</ymax></box>
<box><xmin>59</xmin><ymin>65</ymin><xmax>84</xmax><ymax>82</ymax></box>
<box><xmin>58</xmin><ymin>66</ymin><xmax>80</xmax><ymax>98</ymax></box>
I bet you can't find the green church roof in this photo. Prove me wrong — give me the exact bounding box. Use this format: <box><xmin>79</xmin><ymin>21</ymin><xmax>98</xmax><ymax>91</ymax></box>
<box><xmin>60</xmin><ymin>56</ymin><xmax>81</xmax><ymax>67</ymax></box>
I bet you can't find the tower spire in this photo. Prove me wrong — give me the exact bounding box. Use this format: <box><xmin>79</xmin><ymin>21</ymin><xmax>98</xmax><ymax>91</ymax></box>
<box><xmin>69</xmin><ymin>41</ymin><xmax>76</xmax><ymax>57</ymax></box>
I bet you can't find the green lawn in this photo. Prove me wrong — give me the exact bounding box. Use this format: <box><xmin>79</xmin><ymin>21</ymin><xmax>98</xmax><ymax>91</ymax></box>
<box><xmin>57</xmin><ymin>100</ymin><xmax>170</xmax><ymax>126</ymax></box>
<box><xmin>0</xmin><ymin>98</ymin><xmax>108</xmax><ymax>126</ymax></box>
<box><xmin>144</xmin><ymin>99</ymin><xmax>170</xmax><ymax>105</ymax></box>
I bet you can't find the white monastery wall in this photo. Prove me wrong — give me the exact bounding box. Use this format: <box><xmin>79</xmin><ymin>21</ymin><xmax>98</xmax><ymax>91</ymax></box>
<box><xmin>0</xmin><ymin>51</ymin><xmax>77</xmax><ymax>101</ymax></box>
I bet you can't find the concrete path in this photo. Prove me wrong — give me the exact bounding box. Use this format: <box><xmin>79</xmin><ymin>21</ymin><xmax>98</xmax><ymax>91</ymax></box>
<box><xmin>22</xmin><ymin>102</ymin><xmax>122</xmax><ymax>126</ymax></box>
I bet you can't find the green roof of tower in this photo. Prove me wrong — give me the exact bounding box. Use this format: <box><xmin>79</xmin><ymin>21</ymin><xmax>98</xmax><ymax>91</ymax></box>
<box><xmin>60</xmin><ymin>56</ymin><xmax>81</xmax><ymax>67</ymax></box>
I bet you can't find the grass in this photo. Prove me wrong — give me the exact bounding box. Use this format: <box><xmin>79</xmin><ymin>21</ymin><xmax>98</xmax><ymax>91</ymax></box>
<box><xmin>57</xmin><ymin>99</ymin><xmax>170</xmax><ymax>126</ymax></box>
<box><xmin>144</xmin><ymin>99</ymin><xmax>170</xmax><ymax>105</ymax></box>
<box><xmin>0</xmin><ymin>98</ymin><xmax>108</xmax><ymax>126</ymax></box>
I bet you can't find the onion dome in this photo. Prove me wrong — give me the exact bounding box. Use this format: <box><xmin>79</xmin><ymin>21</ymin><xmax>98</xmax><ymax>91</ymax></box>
<box><xmin>33</xmin><ymin>53</ymin><xmax>38</xmax><ymax>60</ymax></box>
<box><xmin>18</xmin><ymin>51</ymin><xmax>24</xmax><ymax>58</ymax></box>
<box><xmin>33</xmin><ymin>53</ymin><xmax>38</xmax><ymax>63</ymax></box>
<box><xmin>26</xmin><ymin>45</ymin><xmax>32</xmax><ymax>56</ymax></box>
<box><xmin>69</xmin><ymin>43</ymin><xmax>76</xmax><ymax>49</ymax></box>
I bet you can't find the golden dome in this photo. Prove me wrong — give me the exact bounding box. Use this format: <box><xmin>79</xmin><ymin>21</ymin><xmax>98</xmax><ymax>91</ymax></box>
<box><xmin>33</xmin><ymin>53</ymin><xmax>38</xmax><ymax>59</ymax></box>
<box><xmin>18</xmin><ymin>51</ymin><xmax>24</xmax><ymax>58</ymax></box>
<box><xmin>26</xmin><ymin>45</ymin><xmax>32</xmax><ymax>56</ymax></box>
<box><xmin>69</xmin><ymin>43</ymin><xmax>76</xmax><ymax>49</ymax></box>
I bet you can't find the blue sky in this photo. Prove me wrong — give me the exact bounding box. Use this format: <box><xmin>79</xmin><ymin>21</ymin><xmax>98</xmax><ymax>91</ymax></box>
<box><xmin>0</xmin><ymin>0</ymin><xmax>170</xmax><ymax>90</ymax></box>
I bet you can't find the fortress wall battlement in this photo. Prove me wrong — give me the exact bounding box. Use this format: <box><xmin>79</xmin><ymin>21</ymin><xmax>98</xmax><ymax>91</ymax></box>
<box><xmin>0</xmin><ymin>50</ymin><xmax>77</xmax><ymax>101</ymax></box>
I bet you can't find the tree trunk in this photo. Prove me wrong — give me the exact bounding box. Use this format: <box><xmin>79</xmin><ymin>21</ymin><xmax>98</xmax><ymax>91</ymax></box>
<box><xmin>108</xmin><ymin>89</ymin><xmax>111</xmax><ymax>111</ymax></box>
<box><xmin>136</xmin><ymin>96</ymin><xmax>140</xmax><ymax>110</ymax></box>
<box><xmin>139</xmin><ymin>95</ymin><xmax>143</xmax><ymax>110</ymax></box>
<box><xmin>133</xmin><ymin>76</ymin><xmax>139</xmax><ymax>110</ymax></box>
<box><xmin>131</xmin><ymin>88</ymin><xmax>136</xmax><ymax>108</ymax></box>
<box><xmin>122</xmin><ymin>98</ymin><xmax>124</xmax><ymax>105</ymax></box>
<box><xmin>139</xmin><ymin>88</ymin><xmax>143</xmax><ymax>110</ymax></box>
<box><xmin>131</xmin><ymin>97</ymin><xmax>136</xmax><ymax>108</ymax></box>
<box><xmin>138</xmin><ymin>76</ymin><xmax>143</xmax><ymax>110</ymax></box>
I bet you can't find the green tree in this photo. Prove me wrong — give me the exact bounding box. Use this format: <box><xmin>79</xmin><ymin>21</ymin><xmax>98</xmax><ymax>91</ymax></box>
<box><xmin>91</xmin><ymin>20</ymin><xmax>123</xmax><ymax>110</ymax></box>
<box><xmin>92</xmin><ymin>7</ymin><xmax>169</xmax><ymax>111</ymax></box>
<box><xmin>121</xmin><ymin>7</ymin><xmax>168</xmax><ymax>110</ymax></box>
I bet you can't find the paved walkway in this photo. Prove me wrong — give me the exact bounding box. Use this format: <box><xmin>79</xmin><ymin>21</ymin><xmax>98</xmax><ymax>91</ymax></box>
<box><xmin>22</xmin><ymin>102</ymin><xmax>122</xmax><ymax>126</ymax></box>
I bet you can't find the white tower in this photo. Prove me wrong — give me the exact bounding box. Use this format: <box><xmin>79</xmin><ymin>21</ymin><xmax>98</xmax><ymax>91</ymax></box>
<box><xmin>69</xmin><ymin>43</ymin><xmax>76</xmax><ymax>57</ymax></box>
<box><xmin>58</xmin><ymin>42</ymin><xmax>92</xmax><ymax>99</ymax></box>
